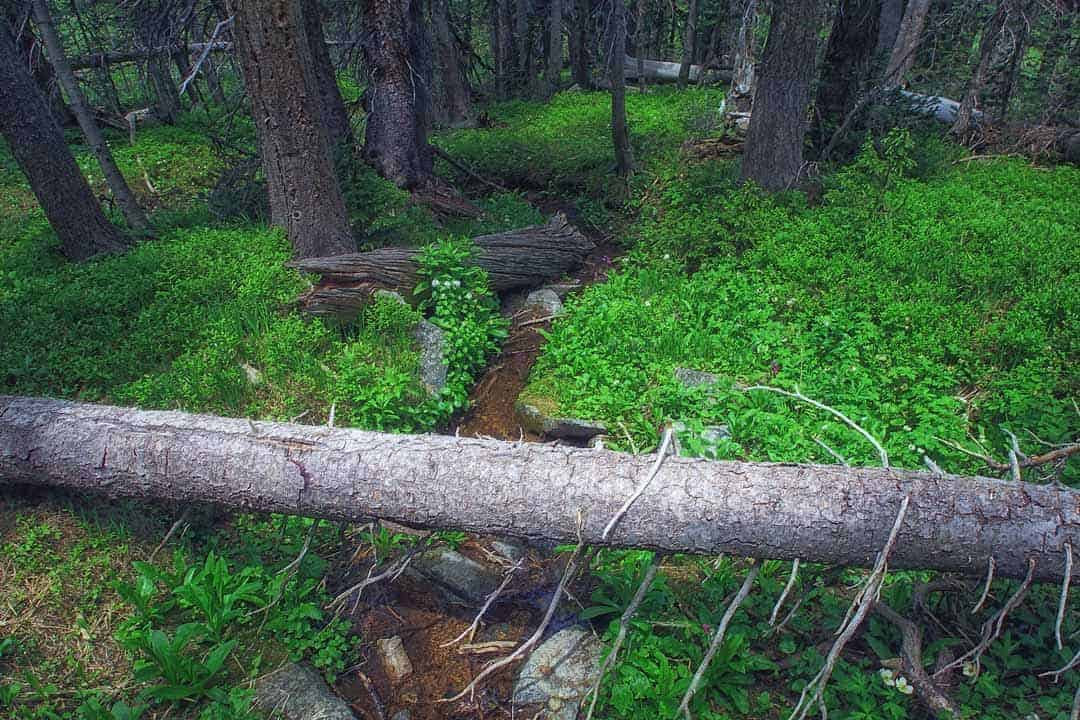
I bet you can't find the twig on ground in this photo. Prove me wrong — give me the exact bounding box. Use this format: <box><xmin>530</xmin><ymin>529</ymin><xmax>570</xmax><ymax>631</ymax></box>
<box><xmin>328</xmin><ymin>533</ymin><xmax>433</xmax><ymax>618</ymax></box>
<box><xmin>770</xmin><ymin>559</ymin><xmax>802</xmax><ymax>626</ymax></box>
<box><xmin>788</xmin><ymin>494</ymin><xmax>911</xmax><ymax>720</ymax></box>
<box><xmin>441</xmin><ymin>560</ymin><xmax>524</xmax><ymax>648</ymax></box>
<box><xmin>431</xmin><ymin>145</ymin><xmax>510</xmax><ymax>193</ymax></box>
<box><xmin>972</xmin><ymin>557</ymin><xmax>995</xmax><ymax>614</ymax></box>
<box><xmin>744</xmin><ymin>385</ymin><xmax>889</xmax><ymax>467</ymax></box>
<box><xmin>584</xmin><ymin>553</ymin><xmax>663</xmax><ymax>720</ymax></box>
<box><xmin>875</xmin><ymin>602</ymin><xmax>959</xmax><ymax>718</ymax></box>
<box><xmin>518</xmin><ymin>313</ymin><xmax>564</xmax><ymax>327</ymax></box>
<box><xmin>356</xmin><ymin>670</ymin><xmax>386</xmax><ymax>720</ymax></box>
<box><xmin>150</xmin><ymin>509</ymin><xmax>191</xmax><ymax>561</ymax></box>
<box><xmin>602</xmin><ymin>428</ymin><xmax>674</xmax><ymax>541</ymax></box>
<box><xmin>441</xmin><ymin>524</ymin><xmax>588</xmax><ymax>704</ymax></box>
<box><xmin>938</xmin><ymin>558</ymin><xmax>1037</xmax><ymax>679</ymax></box>
<box><xmin>678</xmin><ymin>560</ymin><xmax>761</xmax><ymax>719</ymax></box>
<box><xmin>1057</xmin><ymin>543</ymin><xmax>1073</xmax><ymax>651</ymax></box>
<box><xmin>1042</xmin><ymin>644</ymin><xmax>1080</xmax><ymax>684</ymax></box>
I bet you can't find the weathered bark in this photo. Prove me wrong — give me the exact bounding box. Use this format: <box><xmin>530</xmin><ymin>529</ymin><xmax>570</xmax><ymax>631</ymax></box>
<box><xmin>635</xmin><ymin>0</ymin><xmax>646</xmax><ymax>92</ymax></box>
<box><xmin>874</xmin><ymin>0</ymin><xmax>902</xmax><ymax>62</ymax></box>
<box><xmin>677</xmin><ymin>0</ymin><xmax>698</xmax><ymax>88</ymax></box>
<box><xmin>2</xmin><ymin>395</ymin><xmax>1076</xmax><ymax>583</ymax></box>
<box><xmin>494</xmin><ymin>0</ymin><xmax>513</xmax><ymax>97</ymax></box>
<box><xmin>740</xmin><ymin>0</ymin><xmax>824</xmax><ymax>191</ymax></box>
<box><xmin>289</xmin><ymin>214</ymin><xmax>594</xmax><ymax>317</ymax></box>
<box><xmin>362</xmin><ymin>0</ymin><xmax>435</xmax><ymax>189</ymax></box>
<box><xmin>623</xmin><ymin>55</ymin><xmax>706</xmax><ymax>83</ymax></box>
<box><xmin>67</xmin><ymin>42</ymin><xmax>232</xmax><ymax>70</ymax></box>
<box><xmin>147</xmin><ymin>55</ymin><xmax>181</xmax><ymax>123</ymax></box>
<box><xmin>0</xmin><ymin>21</ymin><xmax>127</xmax><ymax>261</ymax></box>
<box><xmin>5</xmin><ymin>8</ymin><xmax>73</xmax><ymax>126</ymax></box>
<box><xmin>543</xmin><ymin>0</ymin><xmax>563</xmax><ymax>96</ymax></box>
<box><xmin>515</xmin><ymin>0</ymin><xmax>532</xmax><ymax>89</ymax></box>
<box><xmin>723</xmin><ymin>0</ymin><xmax>759</xmax><ymax>120</ymax></box>
<box><xmin>813</xmin><ymin>0</ymin><xmax>880</xmax><ymax>152</ymax></box>
<box><xmin>234</xmin><ymin>0</ymin><xmax>354</xmax><ymax>258</ymax></box>
<box><xmin>303</xmin><ymin>0</ymin><xmax>354</xmax><ymax>153</ymax></box>
<box><xmin>953</xmin><ymin>0</ymin><xmax>1009</xmax><ymax>135</ymax></box>
<box><xmin>611</xmin><ymin>0</ymin><xmax>635</xmax><ymax>177</ymax></box>
<box><xmin>884</xmin><ymin>0</ymin><xmax>931</xmax><ymax>82</ymax></box>
<box><xmin>570</xmin><ymin>0</ymin><xmax>592</xmax><ymax>87</ymax></box>
<box><xmin>30</xmin><ymin>0</ymin><xmax>152</xmax><ymax>235</ymax></box>
<box><xmin>989</xmin><ymin>0</ymin><xmax>1034</xmax><ymax>120</ymax></box>
<box><xmin>432</xmin><ymin>0</ymin><xmax>471</xmax><ymax>124</ymax></box>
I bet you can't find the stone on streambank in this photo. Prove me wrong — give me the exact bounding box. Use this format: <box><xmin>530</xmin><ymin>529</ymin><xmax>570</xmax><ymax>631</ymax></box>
<box><xmin>405</xmin><ymin>547</ymin><xmax>502</xmax><ymax>604</ymax></box>
<box><xmin>412</xmin><ymin>319</ymin><xmax>448</xmax><ymax>395</ymax></box>
<box><xmin>513</xmin><ymin>628</ymin><xmax>602</xmax><ymax>720</ymax></box>
<box><xmin>254</xmin><ymin>663</ymin><xmax>357</xmax><ymax>720</ymax></box>
<box><xmin>515</xmin><ymin>393</ymin><xmax>606</xmax><ymax>441</ymax></box>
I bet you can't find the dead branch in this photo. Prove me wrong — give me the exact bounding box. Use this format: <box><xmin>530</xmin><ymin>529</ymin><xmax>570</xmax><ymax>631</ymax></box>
<box><xmin>769</xmin><ymin>559</ymin><xmax>801</xmax><ymax>626</ymax></box>
<box><xmin>874</xmin><ymin>602</ymin><xmax>959</xmax><ymax>718</ymax></box>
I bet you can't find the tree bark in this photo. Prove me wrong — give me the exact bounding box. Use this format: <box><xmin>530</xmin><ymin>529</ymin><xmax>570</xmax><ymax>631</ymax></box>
<box><xmin>543</xmin><ymin>0</ymin><xmax>563</xmax><ymax>96</ymax></box>
<box><xmin>289</xmin><ymin>213</ymin><xmax>595</xmax><ymax>317</ymax></box>
<box><xmin>677</xmin><ymin>0</ymin><xmax>698</xmax><ymax>89</ymax></box>
<box><xmin>884</xmin><ymin>0</ymin><xmax>931</xmax><ymax>83</ymax></box>
<box><xmin>147</xmin><ymin>55</ymin><xmax>181</xmax><ymax>123</ymax></box>
<box><xmin>233</xmin><ymin>0</ymin><xmax>354</xmax><ymax>259</ymax></box>
<box><xmin>611</xmin><ymin>0</ymin><xmax>635</xmax><ymax>177</ymax></box>
<box><xmin>432</xmin><ymin>0</ymin><xmax>471</xmax><ymax>124</ymax></box>
<box><xmin>724</xmin><ymin>0</ymin><xmax>758</xmax><ymax>119</ymax></box>
<box><xmin>2</xmin><ymin>394</ymin><xmax>1076</xmax><ymax>583</ymax></box>
<box><xmin>29</xmin><ymin>0</ymin><xmax>152</xmax><ymax>235</ymax></box>
<box><xmin>623</xmin><ymin>55</ymin><xmax>707</xmax><ymax>83</ymax></box>
<box><xmin>0</xmin><ymin>21</ymin><xmax>127</xmax><ymax>261</ymax></box>
<box><xmin>635</xmin><ymin>0</ymin><xmax>646</xmax><ymax>92</ymax></box>
<box><xmin>303</xmin><ymin>0</ymin><xmax>354</xmax><ymax>153</ymax></box>
<box><xmin>813</xmin><ymin>0</ymin><xmax>880</xmax><ymax>153</ymax></box>
<box><xmin>571</xmin><ymin>0</ymin><xmax>592</xmax><ymax>87</ymax></box>
<box><xmin>874</xmin><ymin>0</ymin><xmax>902</xmax><ymax>62</ymax></box>
<box><xmin>952</xmin><ymin>0</ymin><xmax>1008</xmax><ymax>135</ymax></box>
<box><xmin>740</xmin><ymin>0</ymin><xmax>824</xmax><ymax>191</ymax></box>
<box><xmin>361</xmin><ymin>0</ymin><xmax>435</xmax><ymax>189</ymax></box>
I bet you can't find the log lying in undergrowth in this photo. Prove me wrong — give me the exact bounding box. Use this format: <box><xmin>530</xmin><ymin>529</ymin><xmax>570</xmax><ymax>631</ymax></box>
<box><xmin>287</xmin><ymin>213</ymin><xmax>594</xmax><ymax>318</ymax></box>
<box><xmin>1</xmin><ymin>395</ymin><xmax>1076</xmax><ymax>582</ymax></box>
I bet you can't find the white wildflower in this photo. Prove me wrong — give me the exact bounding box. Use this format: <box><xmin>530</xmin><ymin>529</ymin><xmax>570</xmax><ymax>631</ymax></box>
<box><xmin>895</xmin><ymin>676</ymin><xmax>914</xmax><ymax>695</ymax></box>
<box><xmin>431</xmin><ymin>278</ymin><xmax>440</xmax><ymax>287</ymax></box>
<box><xmin>879</xmin><ymin>668</ymin><xmax>896</xmax><ymax>687</ymax></box>
<box><xmin>962</xmin><ymin>662</ymin><xmax>978</xmax><ymax>678</ymax></box>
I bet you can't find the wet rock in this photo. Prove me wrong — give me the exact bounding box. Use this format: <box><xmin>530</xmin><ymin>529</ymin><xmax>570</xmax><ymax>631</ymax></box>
<box><xmin>412</xmin><ymin>319</ymin><xmax>448</xmax><ymax>394</ymax></box>
<box><xmin>408</xmin><ymin>547</ymin><xmax>501</xmax><ymax>604</ymax></box>
<box><xmin>524</xmin><ymin>288</ymin><xmax>564</xmax><ymax>316</ymax></box>
<box><xmin>491</xmin><ymin>539</ymin><xmax>527</xmax><ymax>563</ymax></box>
<box><xmin>253</xmin><ymin>663</ymin><xmax>357</xmax><ymax>720</ymax></box>
<box><xmin>377</xmin><ymin>636</ymin><xmax>413</xmax><ymax>683</ymax></box>
<box><xmin>673</xmin><ymin>367</ymin><xmax>720</xmax><ymax>388</ymax></box>
<box><xmin>513</xmin><ymin>628</ymin><xmax>602</xmax><ymax>720</ymax></box>
<box><xmin>516</xmin><ymin>400</ymin><xmax>606</xmax><ymax>441</ymax></box>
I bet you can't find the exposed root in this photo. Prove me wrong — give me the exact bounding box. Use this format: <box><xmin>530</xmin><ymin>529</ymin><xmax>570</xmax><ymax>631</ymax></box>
<box><xmin>149</xmin><ymin>508</ymin><xmax>191</xmax><ymax>561</ymax></box>
<box><xmin>327</xmin><ymin>532</ymin><xmax>433</xmax><ymax>618</ymax></box>
<box><xmin>938</xmin><ymin>557</ymin><xmax>1037</xmax><ymax>679</ymax></box>
<box><xmin>874</xmin><ymin>602</ymin><xmax>959</xmax><ymax>718</ymax></box>
<box><xmin>584</xmin><ymin>553</ymin><xmax>663</xmax><ymax>720</ymax></box>
<box><xmin>678</xmin><ymin>560</ymin><xmax>761</xmax><ymax>719</ymax></box>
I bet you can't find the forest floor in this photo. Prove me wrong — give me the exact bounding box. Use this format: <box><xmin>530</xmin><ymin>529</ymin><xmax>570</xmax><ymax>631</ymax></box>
<box><xmin>2</xmin><ymin>87</ymin><xmax>1079</xmax><ymax>720</ymax></box>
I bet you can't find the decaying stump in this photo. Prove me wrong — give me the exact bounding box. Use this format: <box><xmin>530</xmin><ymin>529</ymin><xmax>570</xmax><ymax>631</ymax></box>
<box><xmin>288</xmin><ymin>213</ymin><xmax>595</xmax><ymax>318</ymax></box>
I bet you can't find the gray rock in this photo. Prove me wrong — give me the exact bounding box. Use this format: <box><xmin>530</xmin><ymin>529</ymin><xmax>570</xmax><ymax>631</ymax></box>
<box><xmin>374</xmin><ymin>289</ymin><xmax>408</xmax><ymax>305</ymax></box>
<box><xmin>412</xmin><ymin>319</ymin><xmax>448</xmax><ymax>394</ymax></box>
<box><xmin>408</xmin><ymin>547</ymin><xmax>501</xmax><ymax>604</ymax></box>
<box><xmin>376</xmin><ymin>636</ymin><xmax>413</xmax><ymax>683</ymax></box>
<box><xmin>523</xmin><ymin>288</ymin><xmax>564</xmax><ymax>316</ymax></box>
<box><xmin>516</xmin><ymin>401</ymin><xmax>606</xmax><ymax>440</ymax></box>
<box><xmin>671</xmin><ymin>420</ymin><xmax>731</xmax><ymax>459</ymax></box>
<box><xmin>240</xmin><ymin>363</ymin><xmax>263</xmax><ymax>387</ymax></box>
<box><xmin>673</xmin><ymin>367</ymin><xmax>720</xmax><ymax>388</ymax></box>
<box><xmin>491</xmin><ymin>539</ymin><xmax>527</xmax><ymax>562</ymax></box>
<box><xmin>513</xmin><ymin>628</ymin><xmax>602</xmax><ymax>720</ymax></box>
<box><xmin>254</xmin><ymin>663</ymin><xmax>357</xmax><ymax>720</ymax></box>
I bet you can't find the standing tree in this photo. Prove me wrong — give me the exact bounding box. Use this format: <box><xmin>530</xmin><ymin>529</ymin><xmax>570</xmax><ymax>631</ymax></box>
<box><xmin>740</xmin><ymin>0</ymin><xmax>824</xmax><ymax>191</ymax></box>
<box><xmin>0</xmin><ymin>20</ymin><xmax>127</xmax><ymax>261</ymax></box>
<box><xmin>543</xmin><ymin>0</ymin><xmax>563</xmax><ymax>97</ymax></box>
<box><xmin>303</xmin><ymin>0</ymin><xmax>354</xmax><ymax>153</ymax></box>
<box><xmin>29</xmin><ymin>0</ymin><xmax>152</xmax><ymax>235</ymax></box>
<box><xmin>677</xmin><ymin>0</ymin><xmax>698</xmax><ymax>89</ymax></box>
<box><xmin>952</xmin><ymin>0</ymin><xmax>1009</xmax><ymax>135</ymax></box>
<box><xmin>722</xmin><ymin>0</ymin><xmax>759</xmax><ymax>126</ymax></box>
<box><xmin>433</xmin><ymin>0</ymin><xmax>471</xmax><ymax>124</ymax></box>
<box><xmin>813</xmin><ymin>0</ymin><xmax>880</xmax><ymax>152</ymax></box>
<box><xmin>610</xmin><ymin>0</ymin><xmax>634</xmax><ymax>176</ymax></box>
<box><xmin>233</xmin><ymin>0</ymin><xmax>355</xmax><ymax>258</ymax></box>
<box><xmin>361</xmin><ymin>0</ymin><xmax>435</xmax><ymax>189</ymax></box>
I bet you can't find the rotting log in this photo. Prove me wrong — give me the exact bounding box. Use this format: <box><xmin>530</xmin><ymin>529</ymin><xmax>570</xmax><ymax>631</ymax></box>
<box><xmin>288</xmin><ymin>213</ymin><xmax>595</xmax><ymax>318</ymax></box>
<box><xmin>1</xmin><ymin>395</ymin><xmax>1077</xmax><ymax>583</ymax></box>
<box><xmin>621</xmin><ymin>55</ymin><xmax>728</xmax><ymax>84</ymax></box>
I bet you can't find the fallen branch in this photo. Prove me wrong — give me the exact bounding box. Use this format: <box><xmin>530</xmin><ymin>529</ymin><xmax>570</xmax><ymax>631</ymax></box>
<box><xmin>875</xmin><ymin>602</ymin><xmax>959</xmax><ymax>718</ymax></box>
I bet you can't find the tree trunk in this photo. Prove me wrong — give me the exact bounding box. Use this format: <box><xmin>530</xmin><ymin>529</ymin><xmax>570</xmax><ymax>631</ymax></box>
<box><xmin>361</xmin><ymin>0</ymin><xmax>435</xmax><ymax>189</ymax></box>
<box><xmin>0</xmin><ymin>21</ymin><xmax>127</xmax><ymax>261</ymax></box>
<box><xmin>516</xmin><ymin>0</ymin><xmax>532</xmax><ymax>90</ymax></box>
<box><xmin>2</xmin><ymin>394</ymin><xmax>1076</xmax><ymax>583</ymax></box>
<box><xmin>635</xmin><ymin>0</ymin><xmax>646</xmax><ymax>92</ymax></box>
<box><xmin>952</xmin><ymin>0</ymin><xmax>1008</xmax><ymax>135</ymax></box>
<box><xmin>884</xmin><ymin>0</ymin><xmax>931</xmax><ymax>83</ymax></box>
<box><xmin>433</xmin><ymin>0</ymin><xmax>471</xmax><ymax>124</ymax></box>
<box><xmin>543</xmin><ymin>0</ymin><xmax>563</xmax><ymax>96</ymax></box>
<box><xmin>874</xmin><ymin>0</ymin><xmax>902</xmax><ymax>63</ymax></box>
<box><xmin>29</xmin><ymin>0</ymin><xmax>152</xmax><ymax>235</ymax></box>
<box><xmin>677</xmin><ymin>0</ymin><xmax>698</xmax><ymax>88</ymax></box>
<box><xmin>813</xmin><ymin>0</ymin><xmax>880</xmax><ymax>153</ymax></box>
<box><xmin>990</xmin><ymin>0</ymin><xmax>1033</xmax><ymax>121</ymax></box>
<box><xmin>147</xmin><ymin>55</ymin><xmax>181</xmax><ymax>123</ymax></box>
<box><xmin>622</xmin><ymin>55</ymin><xmax>707</xmax><ymax>83</ymax></box>
<box><xmin>7</xmin><ymin>10</ymin><xmax>74</xmax><ymax>127</ymax></box>
<box><xmin>234</xmin><ymin>0</ymin><xmax>354</xmax><ymax>258</ymax></box>
<box><xmin>303</xmin><ymin>0</ymin><xmax>354</xmax><ymax>153</ymax></box>
<box><xmin>724</xmin><ymin>0</ymin><xmax>759</xmax><ymax>120</ymax></box>
<box><xmin>289</xmin><ymin>213</ymin><xmax>594</xmax><ymax>317</ymax></box>
<box><xmin>494</xmin><ymin>0</ymin><xmax>513</xmax><ymax>97</ymax></box>
<box><xmin>740</xmin><ymin>0</ymin><xmax>824</xmax><ymax>191</ymax></box>
<box><xmin>611</xmin><ymin>0</ymin><xmax>634</xmax><ymax>177</ymax></box>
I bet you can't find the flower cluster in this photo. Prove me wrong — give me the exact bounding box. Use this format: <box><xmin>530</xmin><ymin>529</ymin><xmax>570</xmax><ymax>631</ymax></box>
<box><xmin>879</xmin><ymin>668</ymin><xmax>914</xmax><ymax>695</ymax></box>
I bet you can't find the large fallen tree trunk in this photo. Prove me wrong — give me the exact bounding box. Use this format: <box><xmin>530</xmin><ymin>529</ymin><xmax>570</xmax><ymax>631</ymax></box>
<box><xmin>288</xmin><ymin>213</ymin><xmax>594</xmax><ymax>318</ymax></box>
<box><xmin>1</xmin><ymin>395</ymin><xmax>1075</xmax><ymax>582</ymax></box>
<box><xmin>621</xmin><ymin>55</ymin><xmax>730</xmax><ymax>84</ymax></box>
<box><xmin>69</xmin><ymin>42</ymin><xmax>233</xmax><ymax>71</ymax></box>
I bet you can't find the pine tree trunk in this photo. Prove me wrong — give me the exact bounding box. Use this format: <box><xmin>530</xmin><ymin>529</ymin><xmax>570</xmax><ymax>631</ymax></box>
<box><xmin>433</xmin><ymin>0</ymin><xmax>471</xmax><ymax>123</ymax></box>
<box><xmin>677</xmin><ymin>0</ymin><xmax>698</xmax><ymax>88</ymax></box>
<box><xmin>884</xmin><ymin>0</ymin><xmax>932</xmax><ymax>83</ymax></box>
<box><xmin>953</xmin><ymin>0</ymin><xmax>1008</xmax><ymax>135</ymax></box>
<box><xmin>740</xmin><ymin>0</ymin><xmax>823</xmax><ymax>191</ymax></box>
<box><xmin>303</xmin><ymin>0</ymin><xmax>354</xmax><ymax>153</ymax></box>
<box><xmin>516</xmin><ymin>0</ymin><xmax>532</xmax><ymax>90</ymax></box>
<box><xmin>611</xmin><ymin>0</ymin><xmax>634</xmax><ymax>176</ymax></box>
<box><xmin>724</xmin><ymin>0</ymin><xmax>759</xmax><ymax>117</ymax></box>
<box><xmin>29</xmin><ymin>0</ymin><xmax>151</xmax><ymax>235</ymax></box>
<box><xmin>572</xmin><ymin>0</ymin><xmax>592</xmax><ymax>87</ymax></box>
<box><xmin>2</xmin><ymin>395</ymin><xmax>1076</xmax><ymax>583</ymax></box>
<box><xmin>0</xmin><ymin>21</ymin><xmax>127</xmax><ymax>261</ymax></box>
<box><xmin>361</xmin><ymin>0</ymin><xmax>435</xmax><ymax>189</ymax></box>
<box><xmin>233</xmin><ymin>0</ymin><xmax>355</xmax><ymax>258</ymax></box>
<box><xmin>813</xmin><ymin>0</ymin><xmax>880</xmax><ymax>152</ymax></box>
<box><xmin>543</xmin><ymin>0</ymin><xmax>563</xmax><ymax>96</ymax></box>
<box><xmin>874</xmin><ymin>0</ymin><xmax>903</xmax><ymax>62</ymax></box>
<box><xmin>148</xmin><ymin>55</ymin><xmax>181</xmax><ymax>123</ymax></box>
<box><xmin>636</xmin><ymin>0</ymin><xmax>646</xmax><ymax>92</ymax></box>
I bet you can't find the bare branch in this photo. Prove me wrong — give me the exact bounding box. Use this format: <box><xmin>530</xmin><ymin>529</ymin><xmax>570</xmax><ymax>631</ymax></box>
<box><xmin>770</xmin><ymin>559</ymin><xmax>801</xmax><ymax>626</ymax></box>
<box><xmin>441</xmin><ymin>559</ymin><xmax>524</xmax><ymax>648</ymax></box>
<box><xmin>972</xmin><ymin>556</ymin><xmax>996</xmax><ymax>614</ymax></box>
<box><xmin>602</xmin><ymin>427</ymin><xmax>674</xmax><ymax>541</ymax></box>
<box><xmin>1058</xmin><ymin>543</ymin><xmax>1074</xmax><ymax>651</ymax></box>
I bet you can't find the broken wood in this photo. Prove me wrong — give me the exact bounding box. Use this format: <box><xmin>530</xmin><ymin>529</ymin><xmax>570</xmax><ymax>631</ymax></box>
<box><xmin>621</xmin><ymin>55</ymin><xmax>729</xmax><ymax>84</ymax></box>
<box><xmin>288</xmin><ymin>213</ymin><xmax>595</xmax><ymax>318</ymax></box>
<box><xmin>1</xmin><ymin>395</ymin><xmax>1077</xmax><ymax>583</ymax></box>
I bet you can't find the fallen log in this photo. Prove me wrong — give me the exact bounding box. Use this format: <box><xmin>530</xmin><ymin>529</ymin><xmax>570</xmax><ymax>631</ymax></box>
<box><xmin>288</xmin><ymin>213</ymin><xmax>595</xmax><ymax>318</ymax></box>
<box><xmin>621</xmin><ymin>55</ymin><xmax>731</xmax><ymax>84</ymax></box>
<box><xmin>1</xmin><ymin>395</ymin><xmax>1076</xmax><ymax>582</ymax></box>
